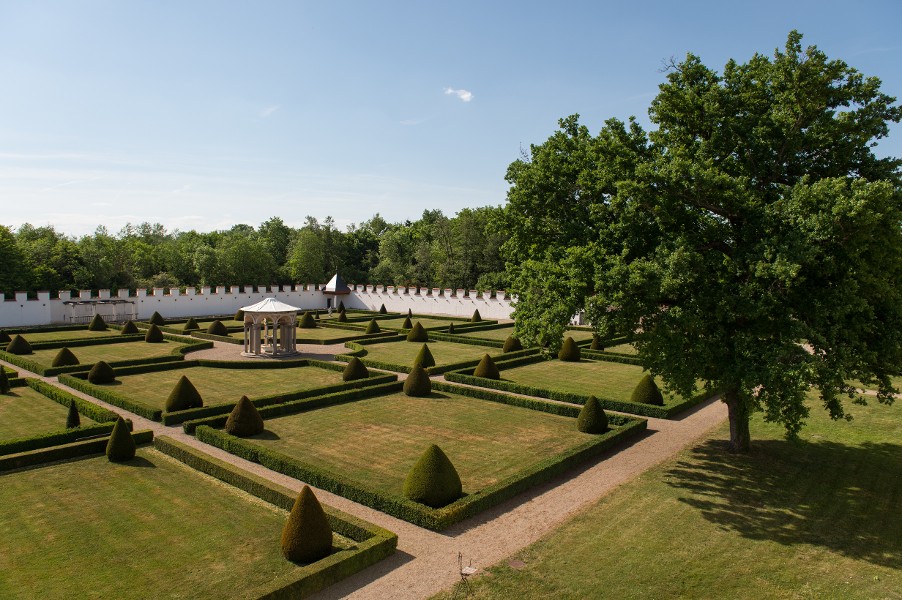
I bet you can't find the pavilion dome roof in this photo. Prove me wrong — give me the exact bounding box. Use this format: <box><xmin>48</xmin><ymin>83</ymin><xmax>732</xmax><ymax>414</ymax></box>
<box><xmin>240</xmin><ymin>297</ymin><xmax>301</xmax><ymax>313</ymax></box>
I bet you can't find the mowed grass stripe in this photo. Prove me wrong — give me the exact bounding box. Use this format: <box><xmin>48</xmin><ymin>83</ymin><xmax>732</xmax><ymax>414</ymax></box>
<box><xmin>358</xmin><ymin>340</ymin><xmax>503</xmax><ymax>368</ymax></box>
<box><xmin>11</xmin><ymin>329</ymin><xmax>121</xmax><ymax>342</ymax></box>
<box><xmin>27</xmin><ymin>340</ymin><xmax>188</xmax><ymax>368</ymax></box>
<box><xmin>251</xmin><ymin>391</ymin><xmax>593</xmax><ymax>495</ymax></box>
<box><xmin>108</xmin><ymin>365</ymin><xmax>345</xmax><ymax>410</ymax></box>
<box><xmin>0</xmin><ymin>448</ymin><xmax>333</xmax><ymax>600</ymax></box>
<box><xmin>0</xmin><ymin>386</ymin><xmax>97</xmax><ymax>441</ymax></box>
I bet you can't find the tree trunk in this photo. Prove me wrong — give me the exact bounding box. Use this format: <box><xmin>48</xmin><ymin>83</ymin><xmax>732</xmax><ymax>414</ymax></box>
<box><xmin>723</xmin><ymin>388</ymin><xmax>751</xmax><ymax>453</ymax></box>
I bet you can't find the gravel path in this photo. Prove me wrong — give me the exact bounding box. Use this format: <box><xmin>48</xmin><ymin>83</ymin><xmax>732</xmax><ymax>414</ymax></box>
<box><xmin>0</xmin><ymin>343</ymin><xmax>728</xmax><ymax>600</ymax></box>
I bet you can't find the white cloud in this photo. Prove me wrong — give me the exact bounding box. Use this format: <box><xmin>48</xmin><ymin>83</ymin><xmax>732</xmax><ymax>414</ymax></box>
<box><xmin>444</xmin><ymin>87</ymin><xmax>473</xmax><ymax>102</ymax></box>
<box><xmin>259</xmin><ymin>104</ymin><xmax>280</xmax><ymax>118</ymax></box>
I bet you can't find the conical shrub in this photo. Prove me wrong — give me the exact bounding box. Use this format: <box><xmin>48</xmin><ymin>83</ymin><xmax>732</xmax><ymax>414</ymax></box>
<box><xmin>337</xmin><ymin>309</ymin><xmax>348</xmax><ymax>322</ymax></box>
<box><xmin>577</xmin><ymin>396</ymin><xmax>608</xmax><ymax>433</ymax></box>
<box><xmin>182</xmin><ymin>317</ymin><xmax>200</xmax><ymax>332</ymax></box>
<box><xmin>165</xmin><ymin>375</ymin><xmax>204</xmax><ymax>412</ymax></box>
<box><xmin>403</xmin><ymin>444</ymin><xmax>462</xmax><ymax>508</ymax></box>
<box><xmin>6</xmin><ymin>335</ymin><xmax>32</xmax><ymax>355</ymax></box>
<box><xmin>281</xmin><ymin>485</ymin><xmax>333</xmax><ymax>563</ymax></box>
<box><xmin>403</xmin><ymin>365</ymin><xmax>432</xmax><ymax>397</ymax></box>
<box><xmin>87</xmin><ymin>361</ymin><xmax>116</xmax><ymax>384</ymax></box>
<box><xmin>234</xmin><ymin>309</ymin><xmax>245</xmax><ymax>321</ymax></box>
<box><xmin>413</xmin><ymin>344</ymin><xmax>435</xmax><ymax>369</ymax></box>
<box><xmin>407</xmin><ymin>308</ymin><xmax>413</xmax><ymax>317</ymax></box>
<box><xmin>590</xmin><ymin>335</ymin><xmax>603</xmax><ymax>351</ymax></box>
<box><xmin>51</xmin><ymin>347</ymin><xmax>80</xmax><ymax>367</ymax></box>
<box><xmin>225</xmin><ymin>395</ymin><xmax>265</xmax><ymax>437</ymax></box>
<box><xmin>145</xmin><ymin>323</ymin><xmax>164</xmax><ymax>343</ymax></box>
<box><xmin>342</xmin><ymin>357</ymin><xmax>369</xmax><ymax>381</ymax></box>
<box><xmin>473</xmin><ymin>354</ymin><xmax>500</xmax><ymax>379</ymax></box>
<box><xmin>379</xmin><ymin>304</ymin><xmax>387</xmax><ymax>314</ymax></box>
<box><xmin>120</xmin><ymin>320</ymin><xmax>139</xmax><ymax>335</ymax></box>
<box><xmin>207</xmin><ymin>320</ymin><xmax>229</xmax><ymax>336</ymax></box>
<box><xmin>470</xmin><ymin>309</ymin><xmax>482</xmax><ymax>323</ymax></box>
<box><xmin>337</xmin><ymin>300</ymin><xmax>345</xmax><ymax>312</ymax></box>
<box><xmin>88</xmin><ymin>314</ymin><xmax>107</xmax><ymax>331</ymax></box>
<box><xmin>299</xmin><ymin>311</ymin><xmax>316</xmax><ymax>328</ymax></box>
<box><xmin>0</xmin><ymin>368</ymin><xmax>9</xmax><ymax>394</ymax></box>
<box><xmin>66</xmin><ymin>401</ymin><xmax>81</xmax><ymax>429</ymax></box>
<box><xmin>149</xmin><ymin>311</ymin><xmax>165</xmax><ymax>326</ymax></box>
<box><xmin>402</xmin><ymin>316</ymin><xmax>413</xmax><ymax>329</ymax></box>
<box><xmin>314</xmin><ymin>310</ymin><xmax>320</xmax><ymax>320</ymax></box>
<box><xmin>558</xmin><ymin>336</ymin><xmax>581</xmax><ymax>362</ymax></box>
<box><xmin>630</xmin><ymin>374</ymin><xmax>664</xmax><ymax>406</ymax></box>
<box><xmin>406</xmin><ymin>321</ymin><xmax>428</xmax><ymax>342</ymax></box>
<box><xmin>106</xmin><ymin>417</ymin><xmax>136</xmax><ymax>462</ymax></box>
<box><xmin>447</xmin><ymin>322</ymin><xmax>456</xmax><ymax>334</ymax></box>
<box><xmin>0</xmin><ymin>330</ymin><xmax>10</xmax><ymax>344</ymax></box>
<box><xmin>365</xmin><ymin>319</ymin><xmax>381</xmax><ymax>334</ymax></box>
<box><xmin>502</xmin><ymin>336</ymin><xmax>522</xmax><ymax>353</ymax></box>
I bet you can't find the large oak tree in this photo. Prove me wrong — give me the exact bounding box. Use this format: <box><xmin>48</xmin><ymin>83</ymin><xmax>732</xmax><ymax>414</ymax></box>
<box><xmin>503</xmin><ymin>32</ymin><xmax>902</xmax><ymax>451</ymax></box>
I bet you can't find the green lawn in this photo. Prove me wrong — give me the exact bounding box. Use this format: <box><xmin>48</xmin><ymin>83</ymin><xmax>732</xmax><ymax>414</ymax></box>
<box><xmin>186</xmin><ymin>318</ymin><xmax>244</xmax><ymax>329</ymax></box>
<box><xmin>27</xmin><ymin>339</ymin><xmax>189</xmax><ymax>368</ymax></box>
<box><xmin>376</xmin><ymin>317</ymin><xmax>461</xmax><ymax>330</ymax></box>
<box><xmin>460</xmin><ymin>326</ymin><xmax>516</xmax><ymax>341</ymax></box>
<box><xmin>11</xmin><ymin>328</ymin><xmax>121</xmax><ymax>342</ymax></box>
<box><xmin>432</xmin><ymin>394</ymin><xmax>901</xmax><ymax>600</ymax></box>
<box><xmin>0</xmin><ymin>386</ymin><xmax>96</xmax><ymax>442</ymax></box>
<box><xmin>564</xmin><ymin>329</ymin><xmax>594</xmax><ymax>343</ymax></box>
<box><xmin>355</xmin><ymin>339</ymin><xmax>502</xmax><ymax>369</ymax></box>
<box><xmin>501</xmin><ymin>359</ymin><xmax>681</xmax><ymax>405</ymax></box>
<box><xmin>604</xmin><ymin>342</ymin><xmax>638</xmax><ymax>355</ymax></box>
<box><xmin>250</xmin><ymin>390</ymin><xmax>593</xmax><ymax>496</ymax></box>
<box><xmin>0</xmin><ymin>448</ymin><xmax>353</xmax><ymax>600</ymax></box>
<box><xmin>105</xmin><ymin>364</ymin><xmax>345</xmax><ymax>411</ymax></box>
<box><xmin>228</xmin><ymin>326</ymin><xmax>370</xmax><ymax>342</ymax></box>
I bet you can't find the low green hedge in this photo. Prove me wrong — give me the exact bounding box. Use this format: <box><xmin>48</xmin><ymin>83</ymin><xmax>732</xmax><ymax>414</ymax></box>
<box><xmin>0</xmin><ymin>429</ymin><xmax>154</xmax><ymax>473</ymax></box>
<box><xmin>59</xmin><ymin>373</ymin><xmax>164</xmax><ymax>421</ymax></box>
<box><xmin>194</xmin><ymin>386</ymin><xmax>646</xmax><ymax>531</ymax></box>
<box><xmin>12</xmin><ymin>334</ymin><xmax>144</xmax><ymax>351</ymax></box>
<box><xmin>334</xmin><ymin>341</ymin><xmax>538</xmax><ymax>375</ymax></box>
<box><xmin>190</xmin><ymin>331</ymin><xmax>242</xmax><ymax>344</ymax></box>
<box><xmin>154</xmin><ymin>436</ymin><xmax>397</xmax><ymax>598</ymax></box>
<box><xmin>0</xmin><ymin>422</ymin><xmax>115</xmax><ymax>456</ymax></box>
<box><xmin>423</xmin><ymin>331</ymin><xmax>504</xmax><ymax>348</ymax></box>
<box><xmin>580</xmin><ymin>349</ymin><xmax>642</xmax><ymax>365</ymax></box>
<box><xmin>25</xmin><ymin>379</ymin><xmax>119</xmax><ymax>423</ymax></box>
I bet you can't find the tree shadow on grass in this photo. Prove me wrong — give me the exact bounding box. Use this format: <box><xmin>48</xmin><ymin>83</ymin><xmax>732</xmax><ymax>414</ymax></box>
<box><xmin>664</xmin><ymin>438</ymin><xmax>902</xmax><ymax>569</ymax></box>
<box><xmin>122</xmin><ymin>456</ymin><xmax>157</xmax><ymax>468</ymax></box>
<box><xmin>252</xmin><ymin>429</ymin><xmax>281</xmax><ymax>441</ymax></box>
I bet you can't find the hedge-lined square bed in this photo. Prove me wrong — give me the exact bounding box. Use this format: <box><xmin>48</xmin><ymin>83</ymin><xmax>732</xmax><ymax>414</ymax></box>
<box><xmin>459</xmin><ymin>325</ymin><xmax>516</xmax><ymax>341</ymax></box>
<box><xmin>0</xmin><ymin>441</ymin><xmax>396</xmax><ymax>599</ymax></box>
<box><xmin>24</xmin><ymin>339</ymin><xmax>192</xmax><ymax>369</ymax></box>
<box><xmin>374</xmin><ymin>316</ymin><xmax>464</xmax><ymax>330</ymax></box>
<box><xmin>0</xmin><ymin>384</ymin><xmax>96</xmax><ymax>442</ymax></box>
<box><xmin>345</xmin><ymin>338</ymin><xmax>504</xmax><ymax>371</ymax></box>
<box><xmin>6</xmin><ymin>328</ymin><xmax>121</xmax><ymax>343</ymax></box>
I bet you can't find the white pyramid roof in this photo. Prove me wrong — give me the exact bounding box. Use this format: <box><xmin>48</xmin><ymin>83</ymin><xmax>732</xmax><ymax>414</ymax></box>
<box><xmin>241</xmin><ymin>297</ymin><xmax>300</xmax><ymax>313</ymax></box>
<box><xmin>323</xmin><ymin>273</ymin><xmax>351</xmax><ymax>294</ymax></box>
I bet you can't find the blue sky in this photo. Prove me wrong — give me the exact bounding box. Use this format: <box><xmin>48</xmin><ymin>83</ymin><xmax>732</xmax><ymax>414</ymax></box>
<box><xmin>2</xmin><ymin>0</ymin><xmax>900</xmax><ymax>236</ymax></box>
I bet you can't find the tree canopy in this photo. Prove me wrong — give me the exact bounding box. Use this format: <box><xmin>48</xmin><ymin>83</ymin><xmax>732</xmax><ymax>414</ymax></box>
<box><xmin>502</xmin><ymin>31</ymin><xmax>902</xmax><ymax>451</ymax></box>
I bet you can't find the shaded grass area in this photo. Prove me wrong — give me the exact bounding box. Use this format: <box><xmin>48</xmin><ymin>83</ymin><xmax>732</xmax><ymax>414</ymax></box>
<box><xmin>376</xmin><ymin>317</ymin><xmax>460</xmax><ymax>330</ymax></box>
<box><xmin>0</xmin><ymin>386</ymin><xmax>97</xmax><ymax>441</ymax></box>
<box><xmin>355</xmin><ymin>339</ymin><xmax>503</xmax><ymax>368</ymax></box>
<box><xmin>27</xmin><ymin>340</ymin><xmax>190</xmax><ymax>368</ymax></box>
<box><xmin>251</xmin><ymin>390</ymin><xmax>593</xmax><ymax>496</ymax></box>
<box><xmin>0</xmin><ymin>448</ymin><xmax>353</xmax><ymax>600</ymax></box>
<box><xmin>501</xmin><ymin>359</ymin><xmax>681</xmax><ymax>406</ymax></box>
<box><xmin>432</xmin><ymin>394</ymin><xmax>901</xmax><ymax>600</ymax></box>
<box><xmin>10</xmin><ymin>329</ymin><xmax>120</xmax><ymax>342</ymax></box>
<box><xmin>604</xmin><ymin>342</ymin><xmax>637</xmax><ymax>355</ymax></box>
<box><xmin>104</xmin><ymin>365</ymin><xmax>345</xmax><ymax>411</ymax></box>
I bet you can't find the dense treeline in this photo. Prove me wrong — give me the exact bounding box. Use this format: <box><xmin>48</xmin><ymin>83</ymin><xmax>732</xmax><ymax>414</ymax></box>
<box><xmin>0</xmin><ymin>207</ymin><xmax>508</xmax><ymax>296</ymax></box>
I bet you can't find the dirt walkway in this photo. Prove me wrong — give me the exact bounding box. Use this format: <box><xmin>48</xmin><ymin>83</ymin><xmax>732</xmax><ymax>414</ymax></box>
<box><xmin>0</xmin><ymin>345</ymin><xmax>728</xmax><ymax>600</ymax></box>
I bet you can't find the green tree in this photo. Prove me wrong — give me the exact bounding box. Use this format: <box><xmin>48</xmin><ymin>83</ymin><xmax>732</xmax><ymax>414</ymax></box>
<box><xmin>0</xmin><ymin>225</ymin><xmax>34</xmax><ymax>295</ymax></box>
<box><xmin>503</xmin><ymin>32</ymin><xmax>902</xmax><ymax>452</ymax></box>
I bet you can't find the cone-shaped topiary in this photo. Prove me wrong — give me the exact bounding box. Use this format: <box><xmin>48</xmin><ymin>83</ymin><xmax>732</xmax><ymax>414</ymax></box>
<box><xmin>145</xmin><ymin>323</ymin><xmax>164</xmax><ymax>343</ymax></box>
<box><xmin>88</xmin><ymin>361</ymin><xmax>116</xmax><ymax>384</ymax></box>
<box><xmin>402</xmin><ymin>316</ymin><xmax>413</xmax><ymax>329</ymax></box>
<box><xmin>149</xmin><ymin>311</ymin><xmax>165</xmax><ymax>326</ymax></box>
<box><xmin>66</xmin><ymin>401</ymin><xmax>81</xmax><ymax>429</ymax></box>
<box><xmin>558</xmin><ymin>336</ymin><xmax>581</xmax><ymax>362</ymax></box>
<box><xmin>120</xmin><ymin>320</ymin><xmax>139</xmax><ymax>335</ymax></box>
<box><xmin>6</xmin><ymin>335</ymin><xmax>32</xmax><ymax>355</ymax></box>
<box><xmin>299</xmin><ymin>311</ymin><xmax>316</xmax><ymax>328</ymax></box>
<box><xmin>0</xmin><ymin>330</ymin><xmax>10</xmax><ymax>344</ymax></box>
<box><xmin>51</xmin><ymin>347</ymin><xmax>80</xmax><ymax>367</ymax></box>
<box><xmin>365</xmin><ymin>319</ymin><xmax>381</xmax><ymax>334</ymax></box>
<box><xmin>337</xmin><ymin>309</ymin><xmax>348</xmax><ymax>322</ymax></box>
<box><xmin>281</xmin><ymin>485</ymin><xmax>333</xmax><ymax>563</ymax></box>
<box><xmin>106</xmin><ymin>416</ymin><xmax>136</xmax><ymax>462</ymax></box>
<box><xmin>403</xmin><ymin>444</ymin><xmax>462</xmax><ymax>508</ymax></box>
<box><xmin>403</xmin><ymin>365</ymin><xmax>432</xmax><ymax>397</ymax></box>
<box><xmin>590</xmin><ymin>334</ymin><xmax>603</xmax><ymax>351</ymax></box>
<box><xmin>165</xmin><ymin>375</ymin><xmax>204</xmax><ymax>412</ymax></box>
<box><xmin>337</xmin><ymin>300</ymin><xmax>345</xmax><ymax>312</ymax></box>
<box><xmin>413</xmin><ymin>343</ymin><xmax>436</xmax><ymax>369</ymax></box>
<box><xmin>88</xmin><ymin>313</ymin><xmax>107</xmax><ymax>331</ymax></box>
<box><xmin>234</xmin><ymin>309</ymin><xmax>244</xmax><ymax>321</ymax></box>
<box><xmin>407</xmin><ymin>308</ymin><xmax>413</xmax><ymax>317</ymax></box>
<box><xmin>447</xmin><ymin>322</ymin><xmax>455</xmax><ymax>334</ymax></box>
<box><xmin>470</xmin><ymin>309</ymin><xmax>482</xmax><ymax>323</ymax></box>
<box><xmin>207</xmin><ymin>320</ymin><xmax>229</xmax><ymax>336</ymax></box>
<box><xmin>378</xmin><ymin>304</ymin><xmax>387</xmax><ymax>314</ymax></box>
<box><xmin>0</xmin><ymin>368</ymin><xmax>9</xmax><ymax>394</ymax></box>
<box><xmin>630</xmin><ymin>374</ymin><xmax>664</xmax><ymax>406</ymax></box>
<box><xmin>473</xmin><ymin>354</ymin><xmax>501</xmax><ymax>379</ymax></box>
<box><xmin>502</xmin><ymin>336</ymin><xmax>523</xmax><ymax>353</ymax></box>
<box><xmin>577</xmin><ymin>396</ymin><xmax>608</xmax><ymax>433</ymax></box>
<box><xmin>225</xmin><ymin>395</ymin><xmax>265</xmax><ymax>437</ymax></box>
<box><xmin>406</xmin><ymin>321</ymin><xmax>428</xmax><ymax>342</ymax></box>
<box><xmin>342</xmin><ymin>357</ymin><xmax>369</xmax><ymax>381</ymax></box>
<box><xmin>315</xmin><ymin>310</ymin><xmax>320</xmax><ymax>320</ymax></box>
<box><xmin>182</xmin><ymin>317</ymin><xmax>200</xmax><ymax>331</ymax></box>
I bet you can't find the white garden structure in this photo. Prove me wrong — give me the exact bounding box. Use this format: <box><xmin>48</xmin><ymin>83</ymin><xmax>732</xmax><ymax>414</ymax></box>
<box><xmin>240</xmin><ymin>297</ymin><xmax>300</xmax><ymax>357</ymax></box>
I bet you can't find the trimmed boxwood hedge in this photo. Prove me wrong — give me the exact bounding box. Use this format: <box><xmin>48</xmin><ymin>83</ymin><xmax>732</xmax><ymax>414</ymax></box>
<box><xmin>152</xmin><ymin>437</ymin><xmax>397</xmax><ymax>598</ymax></box>
<box><xmin>0</xmin><ymin>429</ymin><xmax>154</xmax><ymax>473</ymax></box>
<box><xmin>335</xmin><ymin>340</ymin><xmax>539</xmax><ymax>376</ymax></box>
